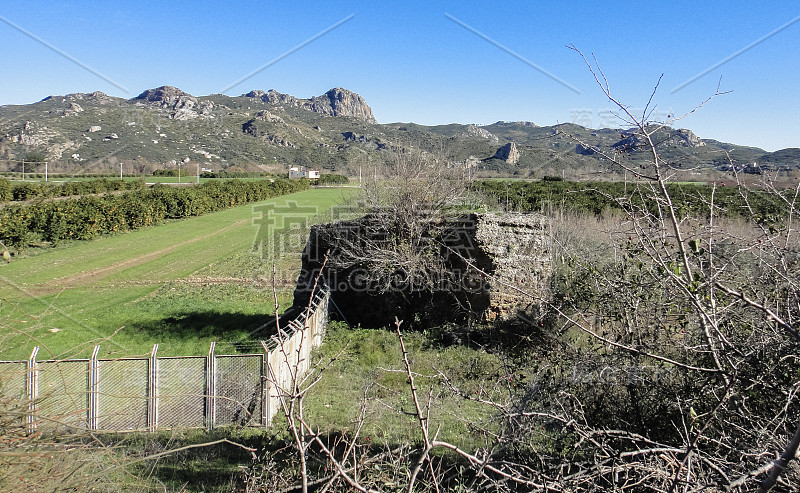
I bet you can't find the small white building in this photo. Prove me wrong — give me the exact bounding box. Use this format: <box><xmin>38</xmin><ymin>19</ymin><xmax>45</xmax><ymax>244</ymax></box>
<box><xmin>288</xmin><ymin>166</ymin><xmax>320</xmax><ymax>180</ymax></box>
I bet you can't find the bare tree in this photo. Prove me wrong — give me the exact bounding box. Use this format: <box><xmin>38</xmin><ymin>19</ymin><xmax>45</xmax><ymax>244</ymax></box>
<box><xmin>514</xmin><ymin>46</ymin><xmax>800</xmax><ymax>491</ymax></box>
<box><xmin>330</xmin><ymin>145</ymin><xmax>472</xmax><ymax>293</ymax></box>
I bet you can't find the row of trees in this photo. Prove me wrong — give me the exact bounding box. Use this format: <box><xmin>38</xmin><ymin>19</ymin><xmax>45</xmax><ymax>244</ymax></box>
<box><xmin>0</xmin><ymin>173</ymin><xmax>348</xmax><ymax>203</ymax></box>
<box><xmin>0</xmin><ymin>179</ymin><xmax>309</xmax><ymax>250</ymax></box>
<box><xmin>0</xmin><ymin>178</ymin><xmax>144</xmax><ymax>202</ymax></box>
<box><xmin>475</xmin><ymin>178</ymin><xmax>791</xmax><ymax>220</ymax></box>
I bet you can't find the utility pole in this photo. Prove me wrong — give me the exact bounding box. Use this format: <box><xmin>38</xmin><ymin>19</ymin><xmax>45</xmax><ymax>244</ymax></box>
<box><xmin>196</xmin><ymin>162</ymin><xmax>199</xmax><ymax>184</ymax></box>
<box><xmin>120</xmin><ymin>162</ymin><xmax>123</xmax><ymax>181</ymax></box>
<box><xmin>45</xmin><ymin>161</ymin><xmax>48</xmax><ymax>182</ymax></box>
<box><xmin>21</xmin><ymin>160</ymin><xmax>25</xmax><ymax>181</ymax></box>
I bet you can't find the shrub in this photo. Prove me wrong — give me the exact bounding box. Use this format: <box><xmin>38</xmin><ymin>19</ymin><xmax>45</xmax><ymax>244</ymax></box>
<box><xmin>317</xmin><ymin>174</ymin><xmax>349</xmax><ymax>185</ymax></box>
<box><xmin>11</xmin><ymin>182</ymin><xmax>44</xmax><ymax>201</ymax></box>
<box><xmin>0</xmin><ymin>179</ymin><xmax>11</xmax><ymax>201</ymax></box>
<box><xmin>0</xmin><ymin>178</ymin><xmax>311</xmax><ymax>250</ymax></box>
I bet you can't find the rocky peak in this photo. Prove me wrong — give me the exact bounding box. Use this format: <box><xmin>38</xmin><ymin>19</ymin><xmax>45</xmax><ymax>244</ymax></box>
<box><xmin>244</xmin><ymin>87</ymin><xmax>376</xmax><ymax>122</ymax></box>
<box><xmin>132</xmin><ymin>86</ymin><xmax>213</xmax><ymax>120</ymax></box>
<box><xmin>133</xmin><ymin>86</ymin><xmax>197</xmax><ymax>110</ymax></box>
<box><xmin>674</xmin><ymin>128</ymin><xmax>705</xmax><ymax>147</ymax></box>
<box><xmin>86</xmin><ymin>91</ymin><xmax>115</xmax><ymax>104</ymax></box>
<box><xmin>310</xmin><ymin>88</ymin><xmax>376</xmax><ymax>122</ymax></box>
<box><xmin>494</xmin><ymin>142</ymin><xmax>520</xmax><ymax>164</ymax></box>
<box><xmin>262</xmin><ymin>89</ymin><xmax>299</xmax><ymax>106</ymax></box>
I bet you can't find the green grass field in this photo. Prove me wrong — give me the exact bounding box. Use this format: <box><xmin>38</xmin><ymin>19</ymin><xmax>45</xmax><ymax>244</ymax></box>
<box><xmin>0</xmin><ymin>184</ymin><xmax>513</xmax><ymax>492</ymax></box>
<box><xmin>0</xmin><ymin>188</ymin><xmax>353</xmax><ymax>361</ymax></box>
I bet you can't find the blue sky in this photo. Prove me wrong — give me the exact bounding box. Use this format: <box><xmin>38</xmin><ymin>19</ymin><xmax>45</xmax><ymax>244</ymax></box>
<box><xmin>1</xmin><ymin>1</ymin><xmax>798</xmax><ymax>151</ymax></box>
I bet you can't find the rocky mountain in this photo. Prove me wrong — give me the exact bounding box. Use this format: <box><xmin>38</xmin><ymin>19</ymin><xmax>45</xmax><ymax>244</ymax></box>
<box><xmin>0</xmin><ymin>85</ymin><xmax>795</xmax><ymax>178</ymax></box>
<box><xmin>132</xmin><ymin>85</ymin><xmax>214</xmax><ymax>120</ymax></box>
<box><xmin>243</xmin><ymin>87</ymin><xmax>375</xmax><ymax>122</ymax></box>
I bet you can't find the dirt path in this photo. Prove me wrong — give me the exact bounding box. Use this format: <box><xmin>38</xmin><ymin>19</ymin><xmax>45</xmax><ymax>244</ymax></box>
<box><xmin>40</xmin><ymin>218</ymin><xmax>249</xmax><ymax>291</ymax></box>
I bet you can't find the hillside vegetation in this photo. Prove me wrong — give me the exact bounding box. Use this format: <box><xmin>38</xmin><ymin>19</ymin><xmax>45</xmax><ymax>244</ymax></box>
<box><xmin>1</xmin><ymin>86</ymin><xmax>797</xmax><ymax>183</ymax></box>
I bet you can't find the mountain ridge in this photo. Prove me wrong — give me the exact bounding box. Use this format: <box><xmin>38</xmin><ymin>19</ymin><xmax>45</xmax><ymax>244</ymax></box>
<box><xmin>0</xmin><ymin>86</ymin><xmax>796</xmax><ymax>177</ymax></box>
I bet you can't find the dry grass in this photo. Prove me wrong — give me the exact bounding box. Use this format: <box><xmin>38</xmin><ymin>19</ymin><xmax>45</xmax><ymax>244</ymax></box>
<box><xmin>0</xmin><ymin>392</ymin><xmax>150</xmax><ymax>492</ymax></box>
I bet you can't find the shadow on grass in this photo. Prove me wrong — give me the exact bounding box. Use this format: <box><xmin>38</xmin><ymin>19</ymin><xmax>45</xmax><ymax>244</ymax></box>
<box><xmin>128</xmin><ymin>311</ymin><xmax>280</xmax><ymax>347</ymax></box>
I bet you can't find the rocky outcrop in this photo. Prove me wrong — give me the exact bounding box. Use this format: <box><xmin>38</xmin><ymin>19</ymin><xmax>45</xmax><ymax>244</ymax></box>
<box><xmin>340</xmin><ymin>131</ymin><xmax>387</xmax><ymax>150</ymax></box>
<box><xmin>255</xmin><ymin>110</ymin><xmax>284</xmax><ymax>124</ymax></box>
<box><xmin>614</xmin><ymin>128</ymin><xmax>706</xmax><ymax>153</ymax></box>
<box><xmin>243</xmin><ymin>110</ymin><xmax>287</xmax><ymax>137</ymax></box>
<box><xmin>9</xmin><ymin>121</ymin><xmax>58</xmax><ymax>147</ymax></box>
<box><xmin>134</xmin><ymin>86</ymin><xmax>195</xmax><ymax>108</ymax></box>
<box><xmin>674</xmin><ymin>128</ymin><xmax>705</xmax><ymax>147</ymax></box>
<box><xmin>63</xmin><ymin>102</ymin><xmax>84</xmax><ymax>117</ymax></box>
<box><xmin>265</xmin><ymin>135</ymin><xmax>296</xmax><ymax>148</ymax></box>
<box><xmin>461</xmin><ymin>125</ymin><xmax>498</xmax><ymax>141</ymax></box>
<box><xmin>260</xmin><ymin>89</ymin><xmax>299</xmax><ymax>106</ymax></box>
<box><xmin>4</xmin><ymin>121</ymin><xmax>74</xmax><ymax>160</ymax></box>
<box><xmin>84</xmin><ymin>91</ymin><xmax>116</xmax><ymax>105</ymax></box>
<box><xmin>133</xmin><ymin>86</ymin><xmax>213</xmax><ymax>120</ymax></box>
<box><xmin>245</xmin><ymin>87</ymin><xmax>376</xmax><ymax>122</ymax></box>
<box><xmin>494</xmin><ymin>142</ymin><xmax>520</xmax><ymax>164</ymax></box>
<box><xmin>309</xmin><ymin>88</ymin><xmax>376</xmax><ymax>122</ymax></box>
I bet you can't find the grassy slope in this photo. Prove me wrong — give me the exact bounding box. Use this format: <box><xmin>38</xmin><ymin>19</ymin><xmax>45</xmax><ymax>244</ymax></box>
<box><xmin>0</xmin><ymin>188</ymin><xmax>351</xmax><ymax>361</ymax></box>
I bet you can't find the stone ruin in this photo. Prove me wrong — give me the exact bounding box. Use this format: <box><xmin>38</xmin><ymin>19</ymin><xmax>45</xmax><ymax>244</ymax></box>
<box><xmin>291</xmin><ymin>212</ymin><xmax>551</xmax><ymax>329</ymax></box>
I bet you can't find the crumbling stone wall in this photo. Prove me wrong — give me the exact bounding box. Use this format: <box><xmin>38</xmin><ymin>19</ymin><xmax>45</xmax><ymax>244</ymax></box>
<box><xmin>474</xmin><ymin>213</ymin><xmax>551</xmax><ymax>320</ymax></box>
<box><xmin>291</xmin><ymin>212</ymin><xmax>550</xmax><ymax>328</ymax></box>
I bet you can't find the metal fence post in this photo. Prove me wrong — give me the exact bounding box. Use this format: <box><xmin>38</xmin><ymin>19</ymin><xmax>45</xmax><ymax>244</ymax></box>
<box><xmin>205</xmin><ymin>342</ymin><xmax>216</xmax><ymax>431</ymax></box>
<box><xmin>26</xmin><ymin>347</ymin><xmax>39</xmax><ymax>435</ymax></box>
<box><xmin>260</xmin><ymin>340</ymin><xmax>270</xmax><ymax>426</ymax></box>
<box><xmin>88</xmin><ymin>346</ymin><xmax>100</xmax><ymax>430</ymax></box>
<box><xmin>148</xmin><ymin>344</ymin><xmax>159</xmax><ymax>431</ymax></box>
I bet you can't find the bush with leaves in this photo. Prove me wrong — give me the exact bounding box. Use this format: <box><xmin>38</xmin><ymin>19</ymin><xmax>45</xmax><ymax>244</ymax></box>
<box><xmin>0</xmin><ymin>178</ymin><xmax>309</xmax><ymax>250</ymax></box>
<box><xmin>316</xmin><ymin>174</ymin><xmax>349</xmax><ymax>185</ymax></box>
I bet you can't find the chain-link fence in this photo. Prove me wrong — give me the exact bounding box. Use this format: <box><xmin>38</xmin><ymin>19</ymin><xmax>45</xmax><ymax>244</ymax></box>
<box><xmin>0</xmin><ymin>289</ymin><xmax>329</xmax><ymax>433</ymax></box>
